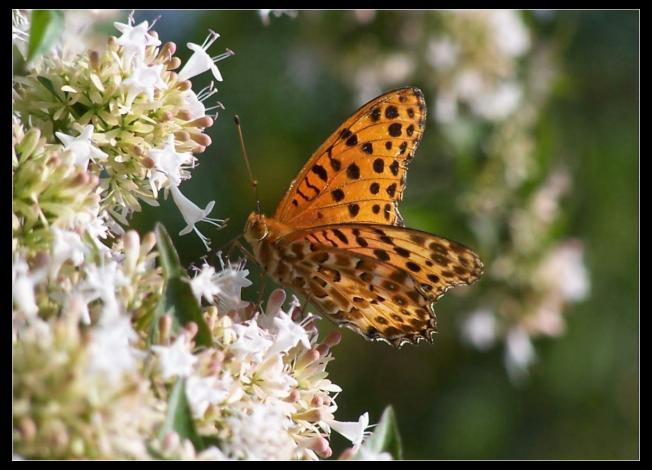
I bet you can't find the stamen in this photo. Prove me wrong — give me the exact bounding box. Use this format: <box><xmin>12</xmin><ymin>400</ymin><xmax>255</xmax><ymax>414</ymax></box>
<box><xmin>211</xmin><ymin>49</ymin><xmax>235</xmax><ymax>62</ymax></box>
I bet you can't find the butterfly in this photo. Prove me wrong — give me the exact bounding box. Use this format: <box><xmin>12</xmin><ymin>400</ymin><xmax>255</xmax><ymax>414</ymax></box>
<box><xmin>243</xmin><ymin>87</ymin><xmax>483</xmax><ymax>348</ymax></box>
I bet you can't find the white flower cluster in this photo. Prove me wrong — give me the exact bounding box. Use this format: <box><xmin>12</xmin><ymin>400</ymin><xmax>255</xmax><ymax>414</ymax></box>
<box><xmin>427</xmin><ymin>10</ymin><xmax>531</xmax><ymax>123</ymax></box>
<box><xmin>155</xmin><ymin>270</ymin><xmax>373</xmax><ymax>460</ymax></box>
<box><xmin>462</xmin><ymin>170</ymin><xmax>590</xmax><ymax>382</ymax></box>
<box><xmin>14</xmin><ymin>12</ymin><xmax>232</xmax><ymax>250</ymax></box>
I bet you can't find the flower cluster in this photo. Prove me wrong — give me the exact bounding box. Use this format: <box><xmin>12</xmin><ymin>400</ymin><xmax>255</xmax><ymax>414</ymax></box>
<box><xmin>184</xmin><ymin>266</ymin><xmax>370</xmax><ymax>460</ymax></box>
<box><xmin>13</xmin><ymin>11</ymin><xmax>383</xmax><ymax>461</ymax></box>
<box><xmin>13</xmin><ymin>12</ymin><xmax>231</xmax><ymax>249</ymax></box>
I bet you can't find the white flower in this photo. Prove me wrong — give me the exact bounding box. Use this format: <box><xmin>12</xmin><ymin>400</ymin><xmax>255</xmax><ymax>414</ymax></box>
<box><xmin>469</xmin><ymin>81</ymin><xmax>522</xmax><ymax>121</ymax></box>
<box><xmin>259</xmin><ymin>10</ymin><xmax>298</xmax><ymax>26</ymax></box>
<box><xmin>170</xmin><ymin>184</ymin><xmax>225</xmax><ymax>251</ymax></box>
<box><xmin>81</xmin><ymin>260</ymin><xmax>129</xmax><ymax>321</ymax></box>
<box><xmin>222</xmin><ymin>401</ymin><xmax>295</xmax><ymax>460</ymax></box>
<box><xmin>505</xmin><ymin>327</ymin><xmax>536</xmax><ymax>382</ymax></box>
<box><xmin>190</xmin><ymin>263</ymin><xmax>220</xmax><ymax>303</ymax></box>
<box><xmin>148</xmin><ymin>135</ymin><xmax>196</xmax><ymax>190</ymax></box>
<box><xmin>181</xmin><ymin>89</ymin><xmax>206</xmax><ymax>120</ymax></box>
<box><xmin>121</xmin><ymin>62</ymin><xmax>168</xmax><ymax>110</ymax></box>
<box><xmin>427</xmin><ymin>37</ymin><xmax>460</xmax><ymax>70</ymax></box>
<box><xmin>268</xmin><ymin>309</ymin><xmax>311</xmax><ymax>356</ymax></box>
<box><xmin>50</xmin><ymin>227</ymin><xmax>88</xmax><ymax>279</ymax></box>
<box><xmin>196</xmin><ymin>446</ymin><xmax>229</xmax><ymax>460</ymax></box>
<box><xmin>151</xmin><ymin>334</ymin><xmax>197</xmax><ymax>380</ymax></box>
<box><xmin>435</xmin><ymin>91</ymin><xmax>458</xmax><ymax>123</ymax></box>
<box><xmin>55</xmin><ymin>125</ymin><xmax>108</xmax><ymax>170</ymax></box>
<box><xmin>86</xmin><ymin>314</ymin><xmax>141</xmax><ymax>383</ymax></box>
<box><xmin>182</xmin><ymin>83</ymin><xmax>222</xmax><ymax>120</ymax></box>
<box><xmin>85</xmin><ymin>211</ymin><xmax>111</xmax><ymax>249</ymax></box>
<box><xmin>191</xmin><ymin>258</ymin><xmax>251</xmax><ymax>310</ymax></box>
<box><xmin>177</xmin><ymin>31</ymin><xmax>234</xmax><ymax>82</ymax></box>
<box><xmin>488</xmin><ymin>10</ymin><xmax>531</xmax><ymax>58</ymax></box>
<box><xmin>63</xmin><ymin>291</ymin><xmax>92</xmax><ymax>325</ymax></box>
<box><xmin>462</xmin><ymin>309</ymin><xmax>497</xmax><ymax>351</ymax></box>
<box><xmin>114</xmin><ymin>19</ymin><xmax>161</xmax><ymax>67</ymax></box>
<box><xmin>355</xmin><ymin>446</ymin><xmax>393</xmax><ymax>461</ymax></box>
<box><xmin>185</xmin><ymin>374</ymin><xmax>232</xmax><ymax>418</ymax></box>
<box><xmin>327</xmin><ymin>412</ymin><xmax>370</xmax><ymax>450</ymax></box>
<box><xmin>213</xmin><ymin>256</ymin><xmax>252</xmax><ymax>311</ymax></box>
<box><xmin>534</xmin><ymin>241</ymin><xmax>590</xmax><ymax>302</ymax></box>
<box><xmin>252</xmin><ymin>354</ymin><xmax>297</xmax><ymax>399</ymax></box>
<box><xmin>12</xmin><ymin>256</ymin><xmax>43</xmax><ymax>317</ymax></box>
<box><xmin>230</xmin><ymin>318</ymin><xmax>273</xmax><ymax>362</ymax></box>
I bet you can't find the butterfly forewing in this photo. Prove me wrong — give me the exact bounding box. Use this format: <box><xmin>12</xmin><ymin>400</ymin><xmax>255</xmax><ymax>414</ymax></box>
<box><xmin>274</xmin><ymin>87</ymin><xmax>426</xmax><ymax>229</ymax></box>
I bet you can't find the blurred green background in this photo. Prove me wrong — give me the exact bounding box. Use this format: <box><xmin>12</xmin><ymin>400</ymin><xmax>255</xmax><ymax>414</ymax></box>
<box><xmin>129</xmin><ymin>10</ymin><xmax>638</xmax><ymax>459</ymax></box>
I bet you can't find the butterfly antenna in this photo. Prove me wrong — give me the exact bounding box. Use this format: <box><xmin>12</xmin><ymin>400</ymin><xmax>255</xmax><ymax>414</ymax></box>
<box><xmin>234</xmin><ymin>115</ymin><xmax>260</xmax><ymax>213</ymax></box>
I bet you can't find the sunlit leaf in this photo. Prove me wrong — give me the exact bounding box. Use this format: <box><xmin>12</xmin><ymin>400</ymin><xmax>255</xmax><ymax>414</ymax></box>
<box><xmin>150</xmin><ymin>223</ymin><xmax>212</xmax><ymax>347</ymax></box>
<box><xmin>28</xmin><ymin>10</ymin><xmax>64</xmax><ymax>63</ymax></box>
<box><xmin>158</xmin><ymin>378</ymin><xmax>203</xmax><ymax>450</ymax></box>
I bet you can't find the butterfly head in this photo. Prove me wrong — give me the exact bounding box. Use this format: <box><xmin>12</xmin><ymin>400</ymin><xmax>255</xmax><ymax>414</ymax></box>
<box><xmin>244</xmin><ymin>211</ymin><xmax>269</xmax><ymax>244</ymax></box>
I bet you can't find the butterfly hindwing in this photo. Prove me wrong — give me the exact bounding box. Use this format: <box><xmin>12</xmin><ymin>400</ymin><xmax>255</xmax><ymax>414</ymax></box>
<box><xmin>273</xmin><ymin>224</ymin><xmax>483</xmax><ymax>347</ymax></box>
<box><xmin>274</xmin><ymin>87</ymin><xmax>426</xmax><ymax>229</ymax></box>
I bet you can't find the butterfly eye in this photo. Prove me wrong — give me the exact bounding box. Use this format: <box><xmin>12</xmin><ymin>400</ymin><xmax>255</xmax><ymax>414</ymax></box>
<box><xmin>244</xmin><ymin>213</ymin><xmax>269</xmax><ymax>243</ymax></box>
<box><xmin>253</xmin><ymin>220</ymin><xmax>269</xmax><ymax>241</ymax></box>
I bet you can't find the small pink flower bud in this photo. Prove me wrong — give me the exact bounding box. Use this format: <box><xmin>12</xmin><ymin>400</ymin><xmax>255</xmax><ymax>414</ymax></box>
<box><xmin>162</xmin><ymin>431</ymin><xmax>179</xmax><ymax>451</ymax></box>
<box><xmin>159</xmin><ymin>314</ymin><xmax>172</xmax><ymax>344</ymax></box>
<box><xmin>177</xmin><ymin>109</ymin><xmax>192</xmax><ymax>121</ymax></box>
<box><xmin>310</xmin><ymin>437</ymin><xmax>332</xmax><ymax>458</ymax></box>
<box><xmin>190</xmin><ymin>132</ymin><xmax>211</xmax><ymax>147</ymax></box>
<box><xmin>176</xmin><ymin>80</ymin><xmax>192</xmax><ymax>91</ymax></box>
<box><xmin>285</xmin><ymin>389</ymin><xmax>301</xmax><ymax>403</ymax></box>
<box><xmin>188</xmin><ymin>116</ymin><xmax>214</xmax><ymax>129</ymax></box>
<box><xmin>167</xmin><ymin>57</ymin><xmax>182</xmax><ymax>70</ymax></box>
<box><xmin>142</xmin><ymin>156</ymin><xmax>156</xmax><ymax>169</ymax></box>
<box><xmin>141</xmin><ymin>232</ymin><xmax>157</xmax><ymax>253</ymax></box>
<box><xmin>174</xmin><ymin>130</ymin><xmax>190</xmax><ymax>141</ymax></box>
<box><xmin>89</xmin><ymin>50</ymin><xmax>100</xmax><ymax>70</ymax></box>
<box><xmin>324</xmin><ymin>331</ymin><xmax>342</xmax><ymax>347</ymax></box>
<box><xmin>184</xmin><ymin>321</ymin><xmax>198</xmax><ymax>339</ymax></box>
<box><xmin>19</xmin><ymin>417</ymin><xmax>37</xmax><ymax>442</ymax></box>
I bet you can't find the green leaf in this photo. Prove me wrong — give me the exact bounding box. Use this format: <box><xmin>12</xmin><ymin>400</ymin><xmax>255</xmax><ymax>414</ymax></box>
<box><xmin>158</xmin><ymin>378</ymin><xmax>204</xmax><ymax>450</ymax></box>
<box><xmin>150</xmin><ymin>223</ymin><xmax>212</xmax><ymax>347</ymax></box>
<box><xmin>28</xmin><ymin>10</ymin><xmax>64</xmax><ymax>63</ymax></box>
<box><xmin>353</xmin><ymin>406</ymin><xmax>403</xmax><ymax>460</ymax></box>
<box><xmin>36</xmin><ymin>76</ymin><xmax>64</xmax><ymax>104</ymax></box>
<box><xmin>155</xmin><ymin>223</ymin><xmax>184</xmax><ymax>278</ymax></box>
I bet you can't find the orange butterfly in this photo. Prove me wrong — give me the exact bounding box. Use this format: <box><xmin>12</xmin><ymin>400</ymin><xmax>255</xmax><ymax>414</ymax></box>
<box><xmin>244</xmin><ymin>87</ymin><xmax>483</xmax><ymax>347</ymax></box>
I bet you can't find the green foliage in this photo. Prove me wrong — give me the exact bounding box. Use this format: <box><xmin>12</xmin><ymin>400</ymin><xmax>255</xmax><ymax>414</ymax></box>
<box><xmin>28</xmin><ymin>10</ymin><xmax>64</xmax><ymax>63</ymax></box>
<box><xmin>151</xmin><ymin>223</ymin><xmax>212</xmax><ymax>347</ymax></box>
<box><xmin>158</xmin><ymin>378</ymin><xmax>204</xmax><ymax>451</ymax></box>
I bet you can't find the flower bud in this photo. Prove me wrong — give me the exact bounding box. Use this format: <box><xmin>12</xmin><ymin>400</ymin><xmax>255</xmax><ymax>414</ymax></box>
<box><xmin>177</xmin><ymin>109</ymin><xmax>192</xmax><ymax>121</ymax></box>
<box><xmin>167</xmin><ymin>57</ymin><xmax>182</xmax><ymax>70</ymax></box>
<box><xmin>176</xmin><ymin>80</ymin><xmax>192</xmax><ymax>91</ymax></box>
<box><xmin>141</xmin><ymin>232</ymin><xmax>157</xmax><ymax>254</ymax></box>
<box><xmin>190</xmin><ymin>133</ymin><xmax>211</xmax><ymax>147</ymax></box>
<box><xmin>188</xmin><ymin>116</ymin><xmax>214</xmax><ymax>129</ymax></box>
<box><xmin>17</xmin><ymin>128</ymin><xmax>41</xmax><ymax>158</ymax></box>
<box><xmin>89</xmin><ymin>50</ymin><xmax>100</xmax><ymax>71</ymax></box>
<box><xmin>174</xmin><ymin>130</ymin><xmax>190</xmax><ymax>141</ymax></box>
